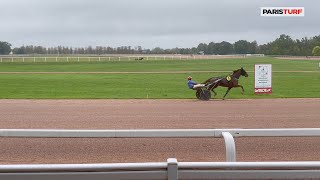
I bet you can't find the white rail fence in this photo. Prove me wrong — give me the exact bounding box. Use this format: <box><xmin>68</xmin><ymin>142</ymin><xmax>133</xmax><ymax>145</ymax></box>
<box><xmin>0</xmin><ymin>55</ymin><xmax>246</xmax><ymax>63</ymax></box>
<box><xmin>270</xmin><ymin>55</ymin><xmax>320</xmax><ymax>60</ymax></box>
<box><xmin>1</xmin><ymin>128</ymin><xmax>320</xmax><ymax>180</ymax></box>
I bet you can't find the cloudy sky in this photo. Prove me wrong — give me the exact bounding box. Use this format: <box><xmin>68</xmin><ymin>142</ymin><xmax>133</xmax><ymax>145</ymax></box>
<box><xmin>0</xmin><ymin>0</ymin><xmax>319</xmax><ymax>49</ymax></box>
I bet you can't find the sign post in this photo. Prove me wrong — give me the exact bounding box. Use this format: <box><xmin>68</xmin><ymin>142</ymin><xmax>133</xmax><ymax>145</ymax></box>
<box><xmin>254</xmin><ymin>64</ymin><xmax>272</xmax><ymax>94</ymax></box>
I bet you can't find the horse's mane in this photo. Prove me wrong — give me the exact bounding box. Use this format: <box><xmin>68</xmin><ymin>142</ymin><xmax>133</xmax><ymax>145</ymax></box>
<box><xmin>233</xmin><ymin>69</ymin><xmax>241</xmax><ymax>73</ymax></box>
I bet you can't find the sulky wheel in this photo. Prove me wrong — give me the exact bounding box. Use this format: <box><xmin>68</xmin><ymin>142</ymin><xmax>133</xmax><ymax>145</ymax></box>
<box><xmin>199</xmin><ymin>89</ymin><xmax>211</xmax><ymax>101</ymax></box>
<box><xmin>196</xmin><ymin>89</ymin><xmax>202</xmax><ymax>99</ymax></box>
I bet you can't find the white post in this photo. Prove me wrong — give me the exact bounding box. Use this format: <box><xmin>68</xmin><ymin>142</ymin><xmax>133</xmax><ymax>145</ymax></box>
<box><xmin>45</xmin><ymin>57</ymin><xmax>47</xmax><ymax>62</ymax></box>
<box><xmin>128</xmin><ymin>57</ymin><xmax>130</xmax><ymax>61</ymax></box>
<box><xmin>78</xmin><ymin>57</ymin><xmax>80</xmax><ymax>62</ymax></box>
<box><xmin>23</xmin><ymin>57</ymin><xmax>25</xmax><ymax>62</ymax></box>
<box><xmin>109</xmin><ymin>57</ymin><xmax>111</xmax><ymax>61</ymax></box>
<box><xmin>99</xmin><ymin>57</ymin><xmax>101</xmax><ymax>62</ymax></box>
<box><xmin>67</xmin><ymin>57</ymin><xmax>69</xmax><ymax>62</ymax></box>
<box><xmin>0</xmin><ymin>57</ymin><xmax>2</xmax><ymax>62</ymax></box>
<box><xmin>118</xmin><ymin>57</ymin><xmax>120</xmax><ymax>61</ymax></box>
<box><xmin>12</xmin><ymin>57</ymin><xmax>13</xmax><ymax>62</ymax></box>
<box><xmin>34</xmin><ymin>57</ymin><xmax>35</xmax><ymax>62</ymax></box>
<box><xmin>167</xmin><ymin>158</ymin><xmax>178</xmax><ymax>180</ymax></box>
<box><xmin>89</xmin><ymin>57</ymin><xmax>90</xmax><ymax>62</ymax></box>
<box><xmin>180</xmin><ymin>56</ymin><xmax>181</xmax><ymax>60</ymax></box>
<box><xmin>222</xmin><ymin>132</ymin><xmax>236</xmax><ymax>162</ymax></box>
<box><xmin>147</xmin><ymin>57</ymin><xmax>149</xmax><ymax>60</ymax></box>
<box><xmin>164</xmin><ymin>56</ymin><xmax>166</xmax><ymax>60</ymax></box>
<box><xmin>56</xmin><ymin>57</ymin><xmax>58</xmax><ymax>62</ymax></box>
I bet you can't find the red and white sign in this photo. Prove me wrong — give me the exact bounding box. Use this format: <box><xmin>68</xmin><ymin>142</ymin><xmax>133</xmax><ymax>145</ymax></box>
<box><xmin>255</xmin><ymin>64</ymin><xmax>272</xmax><ymax>94</ymax></box>
<box><xmin>254</xmin><ymin>88</ymin><xmax>272</xmax><ymax>93</ymax></box>
<box><xmin>261</xmin><ymin>7</ymin><xmax>304</xmax><ymax>17</ymax></box>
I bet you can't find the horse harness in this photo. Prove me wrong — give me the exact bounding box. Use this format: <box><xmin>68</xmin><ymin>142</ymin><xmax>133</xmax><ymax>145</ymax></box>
<box><xmin>226</xmin><ymin>75</ymin><xmax>239</xmax><ymax>86</ymax></box>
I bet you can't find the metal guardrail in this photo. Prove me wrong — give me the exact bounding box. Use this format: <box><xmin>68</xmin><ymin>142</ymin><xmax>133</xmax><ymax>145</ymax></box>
<box><xmin>2</xmin><ymin>128</ymin><xmax>320</xmax><ymax>138</ymax></box>
<box><xmin>1</xmin><ymin>128</ymin><xmax>320</xmax><ymax>179</ymax></box>
<box><xmin>2</xmin><ymin>160</ymin><xmax>320</xmax><ymax>180</ymax></box>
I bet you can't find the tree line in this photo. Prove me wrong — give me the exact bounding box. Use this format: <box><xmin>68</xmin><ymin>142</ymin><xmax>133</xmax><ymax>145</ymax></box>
<box><xmin>1</xmin><ymin>34</ymin><xmax>320</xmax><ymax>55</ymax></box>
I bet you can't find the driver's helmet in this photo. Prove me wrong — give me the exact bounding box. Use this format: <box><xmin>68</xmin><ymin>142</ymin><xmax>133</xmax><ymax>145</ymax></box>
<box><xmin>187</xmin><ymin>76</ymin><xmax>192</xmax><ymax>80</ymax></box>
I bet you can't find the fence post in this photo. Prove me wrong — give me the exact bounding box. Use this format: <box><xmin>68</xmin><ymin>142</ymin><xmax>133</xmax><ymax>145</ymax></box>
<box><xmin>99</xmin><ymin>57</ymin><xmax>101</xmax><ymax>62</ymax></box>
<box><xmin>109</xmin><ymin>57</ymin><xmax>111</xmax><ymax>61</ymax></box>
<box><xmin>0</xmin><ymin>57</ymin><xmax>2</xmax><ymax>63</ymax></box>
<box><xmin>45</xmin><ymin>57</ymin><xmax>47</xmax><ymax>62</ymax></box>
<box><xmin>222</xmin><ymin>132</ymin><xmax>236</xmax><ymax>162</ymax></box>
<box><xmin>34</xmin><ymin>57</ymin><xmax>35</xmax><ymax>62</ymax></box>
<box><xmin>67</xmin><ymin>57</ymin><xmax>69</xmax><ymax>62</ymax></box>
<box><xmin>56</xmin><ymin>57</ymin><xmax>58</xmax><ymax>62</ymax></box>
<box><xmin>12</xmin><ymin>57</ymin><xmax>13</xmax><ymax>62</ymax></box>
<box><xmin>167</xmin><ymin>158</ymin><xmax>178</xmax><ymax>180</ymax></box>
<box><xmin>78</xmin><ymin>57</ymin><xmax>80</xmax><ymax>62</ymax></box>
<box><xmin>118</xmin><ymin>57</ymin><xmax>120</xmax><ymax>61</ymax></box>
<box><xmin>23</xmin><ymin>57</ymin><xmax>25</xmax><ymax>62</ymax></box>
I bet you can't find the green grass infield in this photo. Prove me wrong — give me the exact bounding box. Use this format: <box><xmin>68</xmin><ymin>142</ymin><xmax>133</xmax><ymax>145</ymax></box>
<box><xmin>0</xmin><ymin>57</ymin><xmax>319</xmax><ymax>99</ymax></box>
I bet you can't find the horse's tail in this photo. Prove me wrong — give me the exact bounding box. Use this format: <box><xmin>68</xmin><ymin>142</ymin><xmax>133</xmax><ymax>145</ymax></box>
<box><xmin>204</xmin><ymin>77</ymin><xmax>223</xmax><ymax>84</ymax></box>
<box><xmin>203</xmin><ymin>78</ymin><xmax>211</xmax><ymax>84</ymax></box>
<box><xmin>209</xmin><ymin>78</ymin><xmax>223</xmax><ymax>86</ymax></box>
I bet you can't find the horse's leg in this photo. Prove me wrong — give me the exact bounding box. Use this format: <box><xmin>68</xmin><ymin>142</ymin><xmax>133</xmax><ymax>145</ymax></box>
<box><xmin>212</xmin><ymin>90</ymin><xmax>217</xmax><ymax>96</ymax></box>
<box><xmin>222</xmin><ymin>87</ymin><xmax>232</xmax><ymax>100</ymax></box>
<box><xmin>210</xmin><ymin>83</ymin><xmax>219</xmax><ymax>94</ymax></box>
<box><xmin>209</xmin><ymin>87</ymin><xmax>217</xmax><ymax>95</ymax></box>
<box><xmin>234</xmin><ymin>85</ymin><xmax>244</xmax><ymax>94</ymax></box>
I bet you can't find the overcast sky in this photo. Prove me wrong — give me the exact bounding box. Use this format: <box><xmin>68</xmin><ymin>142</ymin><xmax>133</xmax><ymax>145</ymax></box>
<box><xmin>0</xmin><ymin>0</ymin><xmax>319</xmax><ymax>49</ymax></box>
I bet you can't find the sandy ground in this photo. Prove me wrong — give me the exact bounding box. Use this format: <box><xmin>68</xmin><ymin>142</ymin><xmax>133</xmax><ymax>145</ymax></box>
<box><xmin>0</xmin><ymin>99</ymin><xmax>319</xmax><ymax>164</ymax></box>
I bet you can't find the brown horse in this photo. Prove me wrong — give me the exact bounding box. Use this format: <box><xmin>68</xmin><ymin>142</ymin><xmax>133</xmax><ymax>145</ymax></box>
<box><xmin>203</xmin><ymin>68</ymin><xmax>248</xmax><ymax>100</ymax></box>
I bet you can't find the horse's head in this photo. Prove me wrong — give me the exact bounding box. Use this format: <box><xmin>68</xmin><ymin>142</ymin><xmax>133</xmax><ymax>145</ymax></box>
<box><xmin>232</xmin><ymin>67</ymin><xmax>248</xmax><ymax>78</ymax></box>
<box><xmin>240</xmin><ymin>67</ymin><xmax>248</xmax><ymax>77</ymax></box>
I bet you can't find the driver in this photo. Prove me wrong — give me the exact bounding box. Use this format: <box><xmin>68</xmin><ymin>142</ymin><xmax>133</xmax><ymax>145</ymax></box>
<box><xmin>187</xmin><ymin>76</ymin><xmax>206</xmax><ymax>89</ymax></box>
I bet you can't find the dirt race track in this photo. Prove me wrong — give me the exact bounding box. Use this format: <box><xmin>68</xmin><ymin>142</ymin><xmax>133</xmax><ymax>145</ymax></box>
<box><xmin>0</xmin><ymin>98</ymin><xmax>319</xmax><ymax>164</ymax></box>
